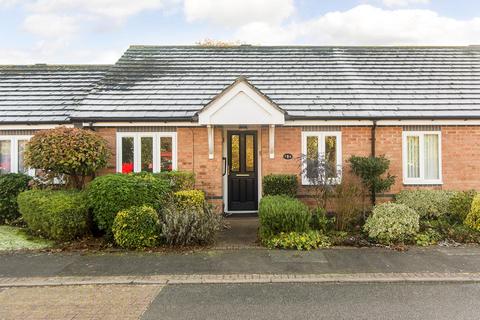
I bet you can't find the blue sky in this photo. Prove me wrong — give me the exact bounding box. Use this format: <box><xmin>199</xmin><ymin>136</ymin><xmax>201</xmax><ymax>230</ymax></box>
<box><xmin>0</xmin><ymin>0</ymin><xmax>479</xmax><ymax>64</ymax></box>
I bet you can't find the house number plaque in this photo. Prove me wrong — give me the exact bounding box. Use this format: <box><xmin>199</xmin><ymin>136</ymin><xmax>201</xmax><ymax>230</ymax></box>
<box><xmin>283</xmin><ymin>153</ymin><xmax>293</xmax><ymax>160</ymax></box>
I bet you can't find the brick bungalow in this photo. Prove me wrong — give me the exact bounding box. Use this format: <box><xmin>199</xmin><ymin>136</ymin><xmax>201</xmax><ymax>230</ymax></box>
<box><xmin>1</xmin><ymin>46</ymin><xmax>480</xmax><ymax>213</ymax></box>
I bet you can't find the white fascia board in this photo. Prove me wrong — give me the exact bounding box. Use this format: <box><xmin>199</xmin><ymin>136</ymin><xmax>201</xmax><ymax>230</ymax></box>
<box><xmin>285</xmin><ymin>120</ymin><xmax>374</xmax><ymax>126</ymax></box>
<box><xmin>198</xmin><ymin>81</ymin><xmax>285</xmax><ymax>125</ymax></box>
<box><xmin>0</xmin><ymin>124</ymin><xmax>73</xmax><ymax>130</ymax></box>
<box><xmin>85</xmin><ymin>122</ymin><xmax>200</xmax><ymax>127</ymax></box>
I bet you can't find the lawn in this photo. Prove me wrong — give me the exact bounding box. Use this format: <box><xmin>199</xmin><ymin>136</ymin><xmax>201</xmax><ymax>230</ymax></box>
<box><xmin>0</xmin><ymin>226</ymin><xmax>53</xmax><ymax>251</ymax></box>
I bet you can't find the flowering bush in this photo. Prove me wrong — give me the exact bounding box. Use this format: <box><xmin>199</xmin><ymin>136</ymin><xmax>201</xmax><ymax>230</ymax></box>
<box><xmin>174</xmin><ymin>189</ymin><xmax>205</xmax><ymax>210</ymax></box>
<box><xmin>364</xmin><ymin>202</ymin><xmax>420</xmax><ymax>245</ymax></box>
<box><xmin>263</xmin><ymin>230</ymin><xmax>331</xmax><ymax>250</ymax></box>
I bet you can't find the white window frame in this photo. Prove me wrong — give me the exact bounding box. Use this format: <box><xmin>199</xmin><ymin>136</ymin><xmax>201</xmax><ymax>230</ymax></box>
<box><xmin>116</xmin><ymin>132</ymin><xmax>177</xmax><ymax>173</ymax></box>
<box><xmin>0</xmin><ymin>135</ymin><xmax>34</xmax><ymax>175</ymax></box>
<box><xmin>402</xmin><ymin>131</ymin><xmax>442</xmax><ymax>185</ymax></box>
<box><xmin>301</xmin><ymin>131</ymin><xmax>342</xmax><ymax>185</ymax></box>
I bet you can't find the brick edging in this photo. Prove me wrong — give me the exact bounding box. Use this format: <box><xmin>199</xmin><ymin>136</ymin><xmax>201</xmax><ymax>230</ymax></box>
<box><xmin>2</xmin><ymin>272</ymin><xmax>480</xmax><ymax>287</ymax></box>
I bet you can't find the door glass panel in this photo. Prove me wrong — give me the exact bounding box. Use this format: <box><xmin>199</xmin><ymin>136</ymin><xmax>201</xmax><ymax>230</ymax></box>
<box><xmin>306</xmin><ymin>136</ymin><xmax>319</xmax><ymax>180</ymax></box>
<box><xmin>325</xmin><ymin>136</ymin><xmax>337</xmax><ymax>178</ymax></box>
<box><xmin>141</xmin><ymin>137</ymin><xmax>153</xmax><ymax>172</ymax></box>
<box><xmin>231</xmin><ymin>134</ymin><xmax>240</xmax><ymax>172</ymax></box>
<box><xmin>406</xmin><ymin>136</ymin><xmax>420</xmax><ymax>178</ymax></box>
<box><xmin>0</xmin><ymin>140</ymin><xmax>11</xmax><ymax>174</ymax></box>
<box><xmin>121</xmin><ymin>137</ymin><xmax>134</xmax><ymax>173</ymax></box>
<box><xmin>17</xmin><ymin>140</ymin><xmax>28</xmax><ymax>174</ymax></box>
<box><xmin>246</xmin><ymin>135</ymin><xmax>254</xmax><ymax>172</ymax></box>
<box><xmin>160</xmin><ymin>136</ymin><xmax>173</xmax><ymax>172</ymax></box>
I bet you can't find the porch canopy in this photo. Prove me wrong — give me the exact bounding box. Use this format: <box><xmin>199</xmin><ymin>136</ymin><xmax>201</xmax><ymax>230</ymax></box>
<box><xmin>197</xmin><ymin>77</ymin><xmax>285</xmax><ymax>159</ymax></box>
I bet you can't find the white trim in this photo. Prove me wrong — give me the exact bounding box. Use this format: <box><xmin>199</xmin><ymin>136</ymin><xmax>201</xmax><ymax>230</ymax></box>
<box><xmin>116</xmin><ymin>132</ymin><xmax>177</xmax><ymax>173</ymax></box>
<box><xmin>0</xmin><ymin>124</ymin><xmax>73</xmax><ymax>130</ymax></box>
<box><xmin>207</xmin><ymin>125</ymin><xmax>214</xmax><ymax>159</ymax></box>
<box><xmin>85</xmin><ymin>122</ymin><xmax>198</xmax><ymax>127</ymax></box>
<box><xmin>378</xmin><ymin>120</ymin><xmax>480</xmax><ymax>126</ymax></box>
<box><xmin>301</xmin><ymin>131</ymin><xmax>342</xmax><ymax>186</ymax></box>
<box><xmin>269</xmin><ymin>125</ymin><xmax>275</xmax><ymax>159</ymax></box>
<box><xmin>198</xmin><ymin>80</ymin><xmax>285</xmax><ymax>125</ymax></box>
<box><xmin>286</xmin><ymin>120</ymin><xmax>374</xmax><ymax>126</ymax></box>
<box><xmin>402</xmin><ymin>131</ymin><xmax>442</xmax><ymax>185</ymax></box>
<box><xmin>0</xmin><ymin>135</ymin><xmax>34</xmax><ymax>175</ymax></box>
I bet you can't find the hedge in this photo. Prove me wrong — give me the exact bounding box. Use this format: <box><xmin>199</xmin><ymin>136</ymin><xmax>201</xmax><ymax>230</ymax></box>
<box><xmin>262</xmin><ymin>174</ymin><xmax>298</xmax><ymax>198</ymax></box>
<box><xmin>0</xmin><ymin>173</ymin><xmax>31</xmax><ymax>224</ymax></box>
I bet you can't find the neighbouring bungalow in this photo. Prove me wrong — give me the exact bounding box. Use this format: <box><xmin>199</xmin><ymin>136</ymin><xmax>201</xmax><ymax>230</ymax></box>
<box><xmin>1</xmin><ymin>45</ymin><xmax>480</xmax><ymax>213</ymax></box>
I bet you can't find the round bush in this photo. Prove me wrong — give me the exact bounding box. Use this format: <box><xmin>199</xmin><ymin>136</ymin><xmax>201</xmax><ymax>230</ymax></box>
<box><xmin>174</xmin><ymin>189</ymin><xmax>205</xmax><ymax>209</ymax></box>
<box><xmin>258</xmin><ymin>195</ymin><xmax>310</xmax><ymax>239</ymax></box>
<box><xmin>112</xmin><ymin>205</ymin><xmax>160</xmax><ymax>249</ymax></box>
<box><xmin>364</xmin><ymin>202</ymin><xmax>420</xmax><ymax>245</ymax></box>
<box><xmin>465</xmin><ymin>195</ymin><xmax>480</xmax><ymax>232</ymax></box>
<box><xmin>17</xmin><ymin>189</ymin><xmax>88</xmax><ymax>241</ymax></box>
<box><xmin>24</xmin><ymin>127</ymin><xmax>110</xmax><ymax>189</ymax></box>
<box><xmin>87</xmin><ymin>174</ymin><xmax>171</xmax><ymax>235</ymax></box>
<box><xmin>0</xmin><ymin>173</ymin><xmax>31</xmax><ymax>224</ymax></box>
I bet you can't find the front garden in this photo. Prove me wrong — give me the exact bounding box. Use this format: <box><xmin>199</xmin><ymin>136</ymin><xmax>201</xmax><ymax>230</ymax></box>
<box><xmin>1</xmin><ymin>126</ymin><xmax>480</xmax><ymax>252</ymax></box>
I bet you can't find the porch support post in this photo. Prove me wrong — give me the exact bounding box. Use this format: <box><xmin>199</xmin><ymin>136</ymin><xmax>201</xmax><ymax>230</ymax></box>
<box><xmin>207</xmin><ymin>124</ymin><xmax>214</xmax><ymax>159</ymax></box>
<box><xmin>269</xmin><ymin>124</ymin><xmax>275</xmax><ymax>159</ymax></box>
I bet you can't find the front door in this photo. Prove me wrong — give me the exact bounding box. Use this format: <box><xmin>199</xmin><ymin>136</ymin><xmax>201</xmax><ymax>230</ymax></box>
<box><xmin>227</xmin><ymin>131</ymin><xmax>258</xmax><ymax>211</ymax></box>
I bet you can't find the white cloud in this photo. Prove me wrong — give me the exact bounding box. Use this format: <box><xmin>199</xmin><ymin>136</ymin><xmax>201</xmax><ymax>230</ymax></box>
<box><xmin>23</xmin><ymin>13</ymin><xmax>78</xmax><ymax>38</ymax></box>
<box><xmin>235</xmin><ymin>5</ymin><xmax>480</xmax><ymax>46</ymax></box>
<box><xmin>382</xmin><ymin>0</ymin><xmax>430</xmax><ymax>7</ymax></box>
<box><xmin>184</xmin><ymin>0</ymin><xmax>294</xmax><ymax>27</ymax></box>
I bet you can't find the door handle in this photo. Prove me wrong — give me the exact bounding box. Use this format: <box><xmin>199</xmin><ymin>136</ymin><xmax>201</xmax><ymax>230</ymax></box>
<box><xmin>222</xmin><ymin>157</ymin><xmax>227</xmax><ymax>176</ymax></box>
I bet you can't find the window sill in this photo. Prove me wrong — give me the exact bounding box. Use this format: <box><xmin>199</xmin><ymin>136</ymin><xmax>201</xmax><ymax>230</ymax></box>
<box><xmin>403</xmin><ymin>181</ymin><xmax>443</xmax><ymax>186</ymax></box>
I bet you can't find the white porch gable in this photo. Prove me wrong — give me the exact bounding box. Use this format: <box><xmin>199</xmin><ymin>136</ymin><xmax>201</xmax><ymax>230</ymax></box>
<box><xmin>198</xmin><ymin>77</ymin><xmax>285</xmax><ymax>125</ymax></box>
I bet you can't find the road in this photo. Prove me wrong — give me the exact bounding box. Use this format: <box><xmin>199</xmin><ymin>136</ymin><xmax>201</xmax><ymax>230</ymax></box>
<box><xmin>2</xmin><ymin>282</ymin><xmax>480</xmax><ymax>319</ymax></box>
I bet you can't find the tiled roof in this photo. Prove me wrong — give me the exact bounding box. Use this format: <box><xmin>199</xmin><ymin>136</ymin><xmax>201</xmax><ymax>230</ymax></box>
<box><xmin>0</xmin><ymin>65</ymin><xmax>111</xmax><ymax>123</ymax></box>
<box><xmin>72</xmin><ymin>45</ymin><xmax>480</xmax><ymax>121</ymax></box>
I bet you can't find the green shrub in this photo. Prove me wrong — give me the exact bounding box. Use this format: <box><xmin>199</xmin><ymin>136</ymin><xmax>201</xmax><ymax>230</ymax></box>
<box><xmin>0</xmin><ymin>173</ymin><xmax>31</xmax><ymax>224</ymax></box>
<box><xmin>465</xmin><ymin>195</ymin><xmax>480</xmax><ymax>232</ymax></box>
<box><xmin>364</xmin><ymin>202</ymin><xmax>420</xmax><ymax>245</ymax></box>
<box><xmin>160</xmin><ymin>203</ymin><xmax>222</xmax><ymax>246</ymax></box>
<box><xmin>17</xmin><ymin>189</ymin><xmax>88</xmax><ymax>241</ymax></box>
<box><xmin>395</xmin><ymin>190</ymin><xmax>455</xmax><ymax>218</ymax></box>
<box><xmin>263</xmin><ymin>230</ymin><xmax>331</xmax><ymax>250</ymax></box>
<box><xmin>309</xmin><ymin>207</ymin><xmax>333</xmax><ymax>233</ymax></box>
<box><xmin>262</xmin><ymin>174</ymin><xmax>298</xmax><ymax>197</ymax></box>
<box><xmin>415</xmin><ymin>229</ymin><xmax>442</xmax><ymax>246</ymax></box>
<box><xmin>448</xmin><ymin>190</ymin><xmax>476</xmax><ymax>223</ymax></box>
<box><xmin>112</xmin><ymin>205</ymin><xmax>160</xmax><ymax>249</ymax></box>
<box><xmin>154</xmin><ymin>171</ymin><xmax>195</xmax><ymax>192</ymax></box>
<box><xmin>174</xmin><ymin>189</ymin><xmax>205</xmax><ymax>210</ymax></box>
<box><xmin>258</xmin><ymin>195</ymin><xmax>310</xmax><ymax>239</ymax></box>
<box><xmin>87</xmin><ymin>174</ymin><xmax>171</xmax><ymax>235</ymax></box>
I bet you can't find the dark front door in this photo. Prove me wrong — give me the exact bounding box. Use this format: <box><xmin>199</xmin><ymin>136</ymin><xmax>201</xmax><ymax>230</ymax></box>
<box><xmin>227</xmin><ymin>131</ymin><xmax>258</xmax><ymax>211</ymax></box>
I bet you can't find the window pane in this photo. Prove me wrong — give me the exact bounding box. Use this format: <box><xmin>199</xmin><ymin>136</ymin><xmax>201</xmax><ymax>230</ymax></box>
<box><xmin>121</xmin><ymin>137</ymin><xmax>134</xmax><ymax>173</ymax></box>
<box><xmin>424</xmin><ymin>134</ymin><xmax>439</xmax><ymax>180</ymax></box>
<box><xmin>406</xmin><ymin>136</ymin><xmax>420</xmax><ymax>178</ymax></box>
<box><xmin>160</xmin><ymin>137</ymin><xmax>173</xmax><ymax>172</ymax></box>
<box><xmin>17</xmin><ymin>140</ymin><xmax>28</xmax><ymax>174</ymax></box>
<box><xmin>0</xmin><ymin>140</ymin><xmax>11</xmax><ymax>174</ymax></box>
<box><xmin>231</xmin><ymin>135</ymin><xmax>240</xmax><ymax>172</ymax></box>
<box><xmin>325</xmin><ymin>136</ymin><xmax>337</xmax><ymax>178</ymax></box>
<box><xmin>306</xmin><ymin>136</ymin><xmax>319</xmax><ymax>180</ymax></box>
<box><xmin>246</xmin><ymin>135</ymin><xmax>254</xmax><ymax>172</ymax></box>
<box><xmin>141</xmin><ymin>137</ymin><xmax>153</xmax><ymax>172</ymax></box>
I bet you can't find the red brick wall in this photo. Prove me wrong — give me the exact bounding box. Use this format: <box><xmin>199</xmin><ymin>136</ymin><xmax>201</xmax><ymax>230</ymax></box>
<box><xmin>177</xmin><ymin>127</ymin><xmax>223</xmax><ymax>210</ymax></box>
<box><xmin>95</xmin><ymin>127</ymin><xmax>116</xmax><ymax>175</ymax></box>
<box><xmin>92</xmin><ymin>125</ymin><xmax>480</xmax><ymax>211</ymax></box>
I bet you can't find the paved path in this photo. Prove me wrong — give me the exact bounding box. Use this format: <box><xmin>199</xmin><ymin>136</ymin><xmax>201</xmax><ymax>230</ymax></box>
<box><xmin>2</xmin><ymin>246</ymin><xmax>480</xmax><ymax>278</ymax></box>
